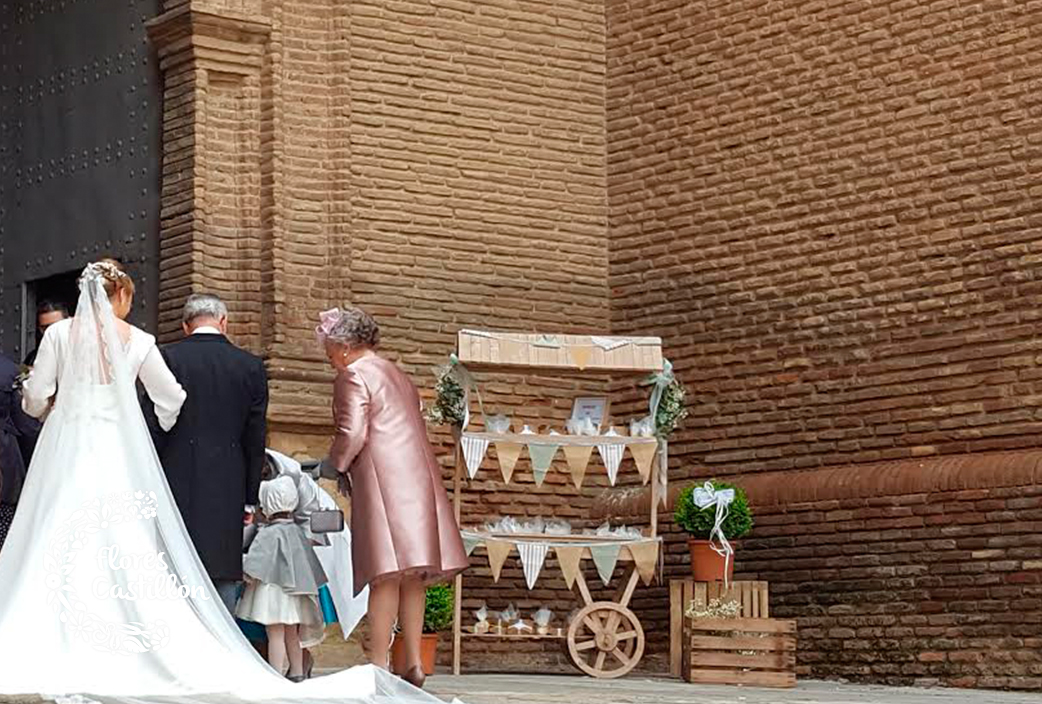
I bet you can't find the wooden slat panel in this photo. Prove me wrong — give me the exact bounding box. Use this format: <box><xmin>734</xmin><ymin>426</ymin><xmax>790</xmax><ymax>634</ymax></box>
<box><xmin>689</xmin><ymin>617</ymin><xmax>795</xmax><ymax>634</ymax></box>
<box><xmin>689</xmin><ymin>634</ymin><xmax>796</xmax><ymax>652</ymax></box>
<box><xmin>687</xmin><ymin>669</ymin><xmax>796</xmax><ymax>688</ymax></box>
<box><xmin>672</xmin><ymin>580</ymin><xmax>775</xmax><ymax>681</ymax></box>
<box><xmin>670</xmin><ymin>581</ymin><xmax>684</xmax><ymax>677</ymax></box>
<box><xmin>687</xmin><ymin>651</ymin><xmax>795</xmax><ymax>670</ymax></box>
<box><xmin>456</xmin><ymin>330</ymin><xmax>663</xmax><ymax>372</ymax></box>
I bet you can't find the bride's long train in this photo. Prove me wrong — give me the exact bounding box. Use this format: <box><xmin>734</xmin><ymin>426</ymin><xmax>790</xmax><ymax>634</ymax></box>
<box><xmin>0</xmin><ymin>267</ymin><xmax>461</xmax><ymax>704</ymax></box>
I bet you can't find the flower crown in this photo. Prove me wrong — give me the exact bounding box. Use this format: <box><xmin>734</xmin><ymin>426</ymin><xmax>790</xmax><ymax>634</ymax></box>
<box><xmin>79</xmin><ymin>261</ymin><xmax>128</xmax><ymax>286</ymax></box>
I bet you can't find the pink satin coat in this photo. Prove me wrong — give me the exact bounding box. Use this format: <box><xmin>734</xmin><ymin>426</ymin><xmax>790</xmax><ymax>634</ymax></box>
<box><xmin>328</xmin><ymin>354</ymin><xmax>467</xmax><ymax>594</ymax></box>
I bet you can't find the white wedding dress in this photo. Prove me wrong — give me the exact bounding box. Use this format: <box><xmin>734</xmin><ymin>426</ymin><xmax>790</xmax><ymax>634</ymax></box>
<box><xmin>0</xmin><ymin>268</ymin><xmax>455</xmax><ymax>704</ymax></box>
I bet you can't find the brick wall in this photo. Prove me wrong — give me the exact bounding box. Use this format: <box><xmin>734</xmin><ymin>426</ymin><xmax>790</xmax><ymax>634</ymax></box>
<box><xmin>740</xmin><ymin>455</ymin><xmax>1042</xmax><ymax>689</ymax></box>
<box><xmin>607</xmin><ymin>0</ymin><xmax>1042</xmax><ymax>687</ymax></box>
<box><xmin>169</xmin><ymin>0</ymin><xmax>613</xmax><ymax>671</ymax></box>
<box><xmin>341</xmin><ymin>0</ymin><xmax>611</xmax><ymax>669</ymax></box>
<box><xmin>149</xmin><ymin>0</ymin><xmax>1042</xmax><ymax>686</ymax></box>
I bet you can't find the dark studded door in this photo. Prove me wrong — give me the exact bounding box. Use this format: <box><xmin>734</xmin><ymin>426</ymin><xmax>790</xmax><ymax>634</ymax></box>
<box><xmin>0</xmin><ymin>0</ymin><xmax>163</xmax><ymax>361</ymax></box>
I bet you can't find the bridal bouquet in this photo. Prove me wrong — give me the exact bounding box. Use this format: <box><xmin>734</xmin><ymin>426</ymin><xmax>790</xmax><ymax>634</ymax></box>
<box><xmin>13</xmin><ymin>364</ymin><xmax>29</xmax><ymax>392</ymax></box>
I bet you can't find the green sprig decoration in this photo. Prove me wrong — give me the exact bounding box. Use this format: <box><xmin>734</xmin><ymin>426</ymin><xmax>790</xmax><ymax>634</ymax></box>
<box><xmin>425</xmin><ymin>363</ymin><xmax>466</xmax><ymax>428</ymax></box>
<box><xmin>655</xmin><ymin>376</ymin><xmax>688</xmax><ymax>438</ymax></box>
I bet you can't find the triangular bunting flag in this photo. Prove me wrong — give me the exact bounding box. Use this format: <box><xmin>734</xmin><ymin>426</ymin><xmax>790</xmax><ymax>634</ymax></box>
<box><xmin>555</xmin><ymin>545</ymin><xmax>584</xmax><ymax>590</ymax></box>
<box><xmin>486</xmin><ymin>540</ymin><xmax>513</xmax><ymax>582</ymax></box>
<box><xmin>629</xmin><ymin>442</ymin><xmax>657</xmax><ymax>485</ymax></box>
<box><xmin>562</xmin><ymin>445</ymin><xmax>594</xmax><ymax>488</ymax></box>
<box><xmin>517</xmin><ymin>542</ymin><xmax>550</xmax><ymax>590</ymax></box>
<box><xmin>628</xmin><ymin>540</ymin><xmax>659</xmax><ymax>586</ymax></box>
<box><xmin>569</xmin><ymin>345</ymin><xmax>593</xmax><ymax>370</ymax></box>
<box><xmin>527</xmin><ymin>443</ymin><xmax>559</xmax><ymax>486</ymax></box>
<box><xmin>597</xmin><ymin>443</ymin><xmax>625</xmax><ymax>485</ymax></box>
<box><xmin>590</xmin><ymin>543</ymin><xmax>622</xmax><ymax>586</ymax></box>
<box><xmin>659</xmin><ymin>440</ymin><xmax>669</xmax><ymax>509</ymax></box>
<box><xmin>461</xmin><ymin>435</ymin><xmax>489</xmax><ymax>479</ymax></box>
<box><xmin>462</xmin><ymin>534</ymin><xmax>482</xmax><ymax>557</ymax></box>
<box><xmin>495</xmin><ymin>441</ymin><xmax>523</xmax><ymax>483</ymax></box>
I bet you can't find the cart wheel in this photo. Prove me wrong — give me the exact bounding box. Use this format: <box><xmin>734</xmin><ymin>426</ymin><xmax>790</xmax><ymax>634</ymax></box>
<box><xmin>567</xmin><ymin>602</ymin><xmax>644</xmax><ymax>679</ymax></box>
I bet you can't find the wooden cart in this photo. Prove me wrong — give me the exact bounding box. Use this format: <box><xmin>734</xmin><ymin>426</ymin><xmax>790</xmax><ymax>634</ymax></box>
<box><xmin>448</xmin><ymin>330</ymin><xmax>668</xmax><ymax>679</ymax></box>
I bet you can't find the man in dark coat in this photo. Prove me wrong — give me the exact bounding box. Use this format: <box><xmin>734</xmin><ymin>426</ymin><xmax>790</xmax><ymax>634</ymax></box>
<box><xmin>23</xmin><ymin>301</ymin><xmax>69</xmax><ymax>368</ymax></box>
<box><xmin>149</xmin><ymin>294</ymin><xmax>268</xmax><ymax>612</ymax></box>
<box><xmin>0</xmin><ymin>352</ymin><xmax>41</xmax><ymax>553</ymax></box>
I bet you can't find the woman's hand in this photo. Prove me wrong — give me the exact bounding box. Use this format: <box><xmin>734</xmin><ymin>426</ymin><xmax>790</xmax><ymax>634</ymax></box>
<box><xmin>337</xmin><ymin>472</ymin><xmax>352</xmax><ymax>498</ymax></box>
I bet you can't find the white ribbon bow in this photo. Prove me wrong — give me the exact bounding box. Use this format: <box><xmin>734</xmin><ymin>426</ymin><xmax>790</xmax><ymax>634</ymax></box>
<box><xmin>693</xmin><ymin>481</ymin><xmax>735</xmax><ymax>587</ymax></box>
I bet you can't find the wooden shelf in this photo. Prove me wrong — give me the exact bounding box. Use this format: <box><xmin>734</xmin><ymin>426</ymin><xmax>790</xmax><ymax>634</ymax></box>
<box><xmin>462</xmin><ymin>431</ymin><xmax>657</xmax><ymax>447</ymax></box>
<box><xmin>461</xmin><ymin>631</ymin><xmax>566</xmax><ymax>640</ymax></box>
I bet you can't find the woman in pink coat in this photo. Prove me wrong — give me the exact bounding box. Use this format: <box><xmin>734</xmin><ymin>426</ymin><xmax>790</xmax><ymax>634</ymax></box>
<box><xmin>317</xmin><ymin>306</ymin><xmax>467</xmax><ymax>689</ymax></box>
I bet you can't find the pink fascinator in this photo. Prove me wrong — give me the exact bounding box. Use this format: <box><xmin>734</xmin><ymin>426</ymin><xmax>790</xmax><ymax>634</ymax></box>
<box><xmin>315</xmin><ymin>308</ymin><xmax>343</xmax><ymax>342</ymax></box>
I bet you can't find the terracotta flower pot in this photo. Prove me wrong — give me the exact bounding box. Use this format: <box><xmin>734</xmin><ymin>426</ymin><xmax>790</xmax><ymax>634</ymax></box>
<box><xmin>688</xmin><ymin>539</ymin><xmax>734</xmax><ymax>583</ymax></box>
<box><xmin>391</xmin><ymin>632</ymin><xmax>439</xmax><ymax>676</ymax></box>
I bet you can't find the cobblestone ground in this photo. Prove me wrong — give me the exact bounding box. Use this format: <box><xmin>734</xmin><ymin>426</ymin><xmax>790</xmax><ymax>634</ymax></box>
<box><xmin>3</xmin><ymin>674</ymin><xmax>1039</xmax><ymax>704</ymax></box>
<box><xmin>426</xmin><ymin>675</ymin><xmax>1042</xmax><ymax>704</ymax></box>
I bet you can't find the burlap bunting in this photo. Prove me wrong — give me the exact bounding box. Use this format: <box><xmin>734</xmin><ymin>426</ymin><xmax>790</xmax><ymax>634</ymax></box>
<box><xmin>486</xmin><ymin>540</ymin><xmax>513</xmax><ymax>582</ymax></box>
<box><xmin>495</xmin><ymin>441</ymin><xmax>524</xmax><ymax>483</ymax></box>
<box><xmin>555</xmin><ymin>545</ymin><xmax>584</xmax><ymax>590</ymax></box>
<box><xmin>562</xmin><ymin>445</ymin><xmax>594</xmax><ymax>488</ymax></box>
<box><xmin>629</xmin><ymin>442</ymin><xmax>657</xmax><ymax>485</ymax></box>
<box><xmin>628</xmin><ymin>540</ymin><xmax>659</xmax><ymax>586</ymax></box>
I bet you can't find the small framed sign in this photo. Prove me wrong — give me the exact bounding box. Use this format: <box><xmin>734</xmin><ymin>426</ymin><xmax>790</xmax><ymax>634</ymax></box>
<box><xmin>571</xmin><ymin>397</ymin><xmax>610</xmax><ymax>426</ymax></box>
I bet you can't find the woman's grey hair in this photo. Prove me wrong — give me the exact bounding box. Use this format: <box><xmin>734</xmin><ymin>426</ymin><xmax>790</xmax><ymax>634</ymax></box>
<box><xmin>182</xmin><ymin>293</ymin><xmax>228</xmax><ymax>325</ymax></box>
<box><xmin>325</xmin><ymin>306</ymin><xmax>380</xmax><ymax>349</ymax></box>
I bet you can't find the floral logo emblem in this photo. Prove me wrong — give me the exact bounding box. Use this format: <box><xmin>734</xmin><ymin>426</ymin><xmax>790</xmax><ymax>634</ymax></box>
<box><xmin>45</xmin><ymin>491</ymin><xmax>171</xmax><ymax>654</ymax></box>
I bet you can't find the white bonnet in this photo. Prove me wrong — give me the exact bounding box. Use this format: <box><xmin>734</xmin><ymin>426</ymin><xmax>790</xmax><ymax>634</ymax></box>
<box><xmin>259</xmin><ymin>474</ymin><xmax>299</xmax><ymax>515</ymax></box>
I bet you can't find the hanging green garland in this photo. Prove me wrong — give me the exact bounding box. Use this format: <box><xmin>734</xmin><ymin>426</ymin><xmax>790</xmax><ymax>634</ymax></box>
<box><xmin>645</xmin><ymin>359</ymin><xmax>688</xmax><ymax>439</ymax></box>
<box><xmin>655</xmin><ymin>376</ymin><xmax>688</xmax><ymax>438</ymax></box>
<box><xmin>426</xmin><ymin>362</ymin><xmax>466</xmax><ymax>428</ymax></box>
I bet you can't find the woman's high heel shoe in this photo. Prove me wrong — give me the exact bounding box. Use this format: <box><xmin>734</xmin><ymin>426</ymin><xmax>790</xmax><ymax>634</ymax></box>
<box><xmin>287</xmin><ymin>674</ymin><xmax>305</xmax><ymax>683</ymax></box>
<box><xmin>402</xmin><ymin>665</ymin><xmax>426</xmax><ymax>690</ymax></box>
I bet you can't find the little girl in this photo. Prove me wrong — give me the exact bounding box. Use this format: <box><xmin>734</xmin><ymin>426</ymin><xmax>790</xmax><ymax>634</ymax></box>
<box><xmin>237</xmin><ymin>474</ymin><xmax>328</xmax><ymax>681</ymax></box>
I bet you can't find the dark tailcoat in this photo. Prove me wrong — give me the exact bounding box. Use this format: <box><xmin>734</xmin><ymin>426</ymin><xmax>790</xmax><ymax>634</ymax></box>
<box><xmin>0</xmin><ymin>354</ymin><xmax>39</xmax><ymax>506</ymax></box>
<box><xmin>150</xmin><ymin>334</ymin><xmax>268</xmax><ymax>581</ymax></box>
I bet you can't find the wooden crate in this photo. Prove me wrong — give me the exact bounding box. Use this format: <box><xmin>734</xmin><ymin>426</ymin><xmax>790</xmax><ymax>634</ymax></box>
<box><xmin>669</xmin><ymin>580</ymin><xmax>769</xmax><ymax>677</ymax></box>
<box><xmin>683</xmin><ymin>617</ymin><xmax>796</xmax><ymax>688</ymax></box>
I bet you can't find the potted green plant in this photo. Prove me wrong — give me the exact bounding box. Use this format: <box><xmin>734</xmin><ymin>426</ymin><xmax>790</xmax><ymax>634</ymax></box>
<box><xmin>391</xmin><ymin>583</ymin><xmax>454</xmax><ymax>676</ymax></box>
<box><xmin>674</xmin><ymin>481</ymin><xmax>753</xmax><ymax>582</ymax></box>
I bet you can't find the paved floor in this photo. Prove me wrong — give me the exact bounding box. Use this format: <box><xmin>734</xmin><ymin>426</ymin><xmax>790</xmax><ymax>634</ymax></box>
<box><xmin>426</xmin><ymin>674</ymin><xmax>1041</xmax><ymax>704</ymax></box>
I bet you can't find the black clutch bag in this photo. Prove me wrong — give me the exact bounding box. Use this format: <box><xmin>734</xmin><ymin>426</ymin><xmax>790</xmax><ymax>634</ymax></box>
<box><xmin>310</xmin><ymin>509</ymin><xmax>345</xmax><ymax>534</ymax></box>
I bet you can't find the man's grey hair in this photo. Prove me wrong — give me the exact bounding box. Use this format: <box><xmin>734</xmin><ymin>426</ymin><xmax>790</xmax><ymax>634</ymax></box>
<box><xmin>182</xmin><ymin>293</ymin><xmax>228</xmax><ymax>325</ymax></box>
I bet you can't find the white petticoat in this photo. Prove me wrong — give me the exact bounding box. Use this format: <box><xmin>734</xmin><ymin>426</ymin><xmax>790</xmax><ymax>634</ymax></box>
<box><xmin>237</xmin><ymin>582</ymin><xmax>325</xmax><ymax>648</ymax></box>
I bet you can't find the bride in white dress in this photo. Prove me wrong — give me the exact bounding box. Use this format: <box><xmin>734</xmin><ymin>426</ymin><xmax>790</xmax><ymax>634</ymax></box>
<box><xmin>0</xmin><ymin>261</ymin><xmax>455</xmax><ymax>704</ymax></box>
